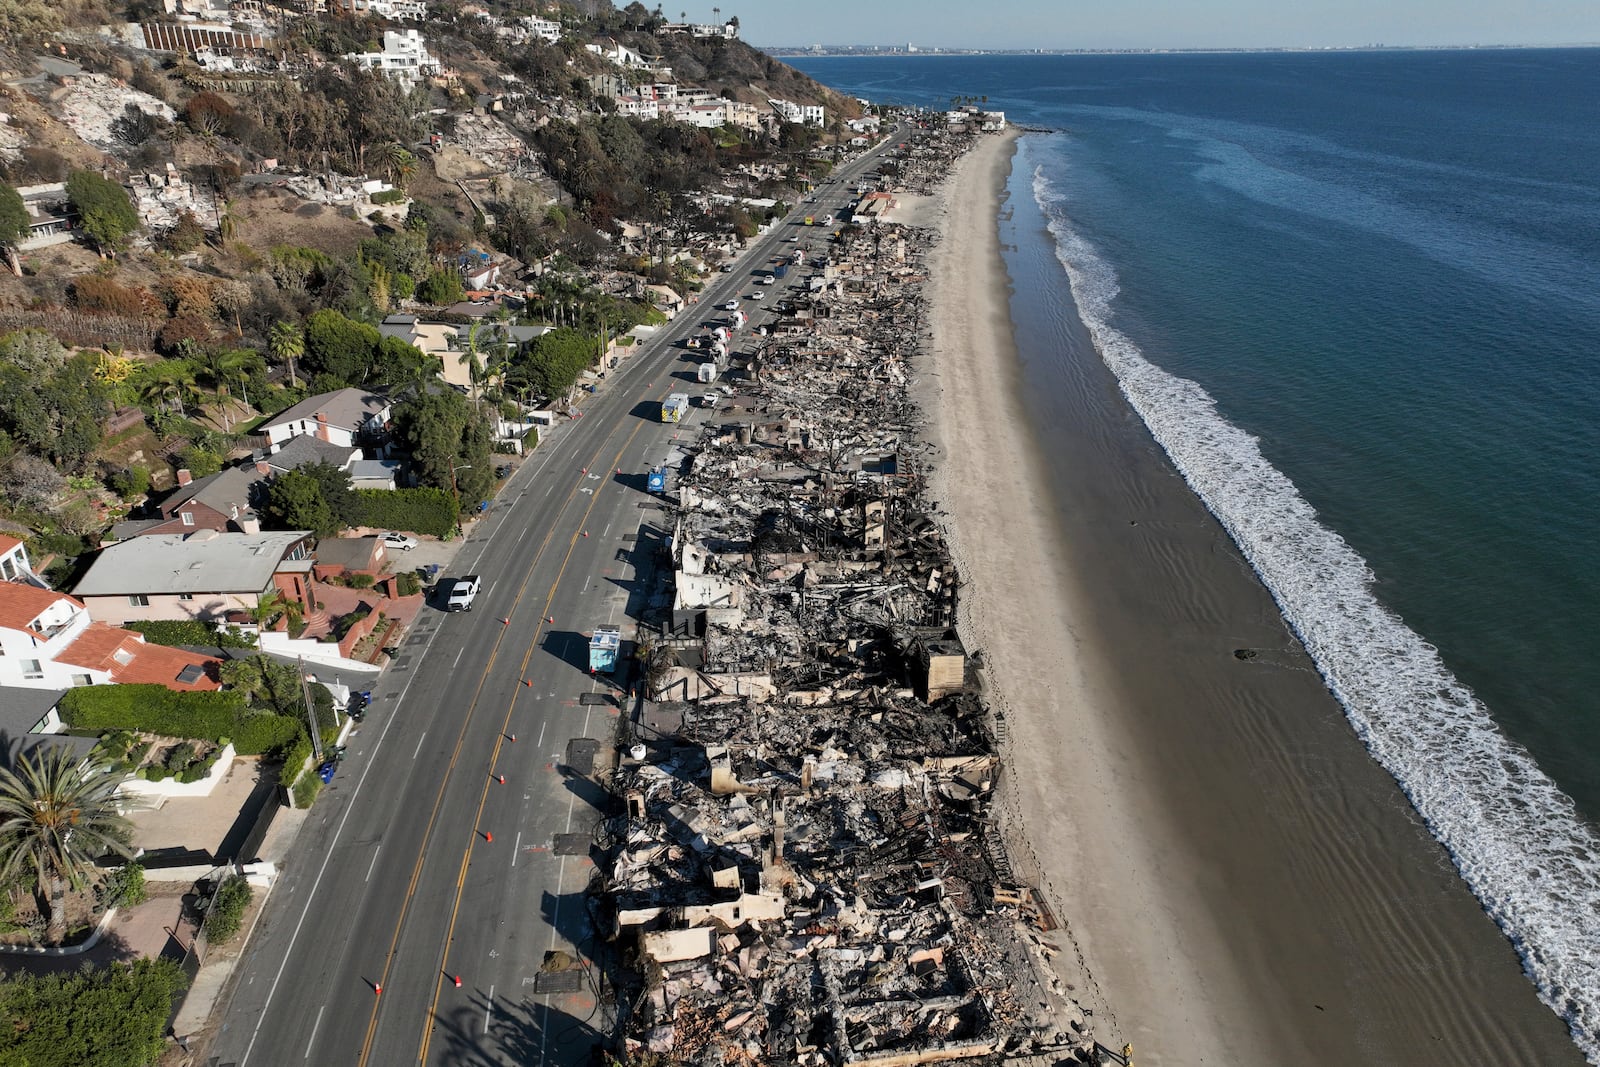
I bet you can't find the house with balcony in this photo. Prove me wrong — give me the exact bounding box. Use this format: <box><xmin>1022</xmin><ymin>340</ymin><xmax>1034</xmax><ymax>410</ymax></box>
<box><xmin>0</xmin><ymin>536</ymin><xmax>47</xmax><ymax>588</ymax></box>
<box><xmin>0</xmin><ymin>583</ymin><xmax>221</xmax><ymax>692</ymax></box>
<box><xmin>257</xmin><ymin>388</ymin><xmax>393</xmax><ymax>454</ymax></box>
<box><xmin>71</xmin><ymin>529</ymin><xmax>316</xmax><ymax>628</ymax></box>
<box><xmin>344</xmin><ymin>29</ymin><xmax>440</xmax><ymax>88</ymax></box>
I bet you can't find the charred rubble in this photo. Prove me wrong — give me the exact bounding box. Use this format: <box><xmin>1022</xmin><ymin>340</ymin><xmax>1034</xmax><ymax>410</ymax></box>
<box><xmin>599</xmin><ymin>131</ymin><xmax>1101</xmax><ymax>1066</ymax></box>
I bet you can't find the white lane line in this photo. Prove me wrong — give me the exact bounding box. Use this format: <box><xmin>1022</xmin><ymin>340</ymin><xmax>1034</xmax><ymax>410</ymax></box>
<box><xmin>485</xmin><ymin>985</ymin><xmax>494</xmax><ymax>1033</ymax></box>
<box><xmin>364</xmin><ymin>847</ymin><xmax>381</xmax><ymax>884</ymax></box>
<box><xmin>536</xmin><ymin>721</ymin><xmax>546</xmax><ymax>747</ymax></box>
<box><xmin>488</xmin><ymin>580</ymin><xmax>499</xmax><ymax>599</ymax></box>
<box><xmin>581</xmin><ymin>576</ymin><xmax>591</xmax><ymax>594</ymax></box>
<box><xmin>238</xmin><ymin>628</ymin><xmax>429</xmax><ymax>1067</ymax></box>
<box><xmin>602</xmin><ymin>522</ymin><xmax>611</xmax><ymax>538</ymax></box>
<box><xmin>518</xmin><ymin>525</ymin><xmax>529</xmax><ymax>543</ymax></box>
<box><xmin>512</xmin><ymin>831</ymin><xmax>521</xmax><ymax>868</ymax></box>
<box><xmin>412</xmin><ymin>732</ymin><xmax>427</xmax><ymax>760</ymax></box>
<box><xmin>544</xmin><ymin>484</ymin><xmax>554</xmax><ymax>496</ymax></box>
<box><xmin>305</xmin><ymin>1005</ymin><xmax>325</xmax><ymax>1058</ymax></box>
<box><xmin>453</xmin><ymin>648</ymin><xmax>464</xmax><ymax>668</ymax></box>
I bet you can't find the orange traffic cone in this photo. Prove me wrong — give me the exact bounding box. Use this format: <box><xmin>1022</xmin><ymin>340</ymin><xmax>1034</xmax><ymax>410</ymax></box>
<box><xmin>375</xmin><ymin>982</ymin><xmax>383</xmax><ymax>996</ymax></box>
<box><xmin>496</xmin><ymin>774</ymin><xmax>505</xmax><ymax>784</ymax></box>
<box><xmin>484</xmin><ymin>831</ymin><xmax>493</xmax><ymax>843</ymax></box>
<box><xmin>453</xmin><ymin>975</ymin><xmax>462</xmax><ymax>988</ymax></box>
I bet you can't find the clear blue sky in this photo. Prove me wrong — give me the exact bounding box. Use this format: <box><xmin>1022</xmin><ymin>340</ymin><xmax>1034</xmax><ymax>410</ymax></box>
<box><xmin>711</xmin><ymin>1</ymin><xmax>1600</xmax><ymax>50</ymax></box>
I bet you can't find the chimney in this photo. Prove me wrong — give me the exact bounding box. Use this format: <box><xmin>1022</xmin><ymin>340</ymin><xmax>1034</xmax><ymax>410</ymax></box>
<box><xmin>314</xmin><ymin>411</ymin><xmax>327</xmax><ymax>422</ymax></box>
<box><xmin>256</xmin><ymin>461</ymin><xmax>271</xmax><ymax>476</ymax></box>
<box><xmin>176</xmin><ymin>469</ymin><xmax>193</xmax><ymax>486</ymax></box>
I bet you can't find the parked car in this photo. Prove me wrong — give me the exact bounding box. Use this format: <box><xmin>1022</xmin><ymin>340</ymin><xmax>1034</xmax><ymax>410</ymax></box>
<box><xmin>381</xmin><ymin>532</ymin><xmax>419</xmax><ymax>551</ymax></box>
<box><xmin>720</xmin><ymin>300</ymin><xmax>740</xmax><ymax>311</ymax></box>
<box><xmin>701</xmin><ymin>393</ymin><xmax>720</xmax><ymax>408</ymax></box>
<box><xmin>747</xmin><ymin>291</ymin><xmax>764</xmax><ymax>300</ymax></box>
<box><xmin>495</xmin><ymin>463</ymin><xmax>512</xmax><ymax>478</ymax></box>
<box><xmin>445</xmin><ymin>574</ymin><xmax>481</xmax><ymax>612</ymax></box>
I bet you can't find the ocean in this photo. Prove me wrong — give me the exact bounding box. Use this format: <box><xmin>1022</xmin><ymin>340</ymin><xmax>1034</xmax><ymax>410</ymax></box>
<box><xmin>791</xmin><ymin>48</ymin><xmax>1600</xmax><ymax>1059</ymax></box>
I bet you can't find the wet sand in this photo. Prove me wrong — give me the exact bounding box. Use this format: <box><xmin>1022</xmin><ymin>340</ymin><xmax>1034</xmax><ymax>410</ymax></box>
<box><xmin>920</xmin><ymin>129</ymin><xmax>1583</xmax><ymax>1066</ymax></box>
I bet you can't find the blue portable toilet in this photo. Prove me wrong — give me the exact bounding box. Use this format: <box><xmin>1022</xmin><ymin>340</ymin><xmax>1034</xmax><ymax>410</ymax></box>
<box><xmin>647</xmin><ymin>467</ymin><xmax>666</xmax><ymax>493</ymax></box>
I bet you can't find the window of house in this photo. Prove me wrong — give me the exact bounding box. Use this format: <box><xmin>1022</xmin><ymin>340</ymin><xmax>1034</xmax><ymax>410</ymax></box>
<box><xmin>178</xmin><ymin>593</ymin><xmax>194</xmax><ymax>602</ymax></box>
<box><xmin>71</xmin><ymin>674</ymin><xmax>92</xmax><ymax>687</ymax></box>
<box><xmin>128</xmin><ymin>594</ymin><xmax>150</xmax><ymax>607</ymax></box>
<box><xmin>181</xmin><ymin>512</ymin><xmax>195</xmax><ymax>526</ymax></box>
<box><xmin>20</xmin><ymin>659</ymin><xmax>42</xmax><ymax>679</ymax></box>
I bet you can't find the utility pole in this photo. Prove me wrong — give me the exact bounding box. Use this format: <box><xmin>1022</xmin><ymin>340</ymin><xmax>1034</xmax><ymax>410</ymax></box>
<box><xmin>298</xmin><ymin>656</ymin><xmax>323</xmax><ymax>761</ymax></box>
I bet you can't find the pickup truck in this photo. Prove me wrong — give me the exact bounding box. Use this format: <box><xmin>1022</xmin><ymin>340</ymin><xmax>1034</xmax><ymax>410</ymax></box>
<box><xmin>445</xmin><ymin>574</ymin><xmax>481</xmax><ymax>612</ymax></box>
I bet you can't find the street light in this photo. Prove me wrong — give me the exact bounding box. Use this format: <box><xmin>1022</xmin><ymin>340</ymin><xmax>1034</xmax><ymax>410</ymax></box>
<box><xmin>450</xmin><ymin>464</ymin><xmax>472</xmax><ymax>516</ymax></box>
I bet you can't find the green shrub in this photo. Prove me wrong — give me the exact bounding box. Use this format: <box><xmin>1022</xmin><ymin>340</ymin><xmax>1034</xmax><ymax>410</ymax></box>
<box><xmin>96</xmin><ymin>863</ymin><xmax>147</xmax><ymax>911</ymax></box>
<box><xmin>396</xmin><ymin>572</ymin><xmax>421</xmax><ymax>596</ymax></box>
<box><xmin>202</xmin><ymin>875</ymin><xmax>251</xmax><ymax>944</ymax></box>
<box><xmin>59</xmin><ymin>685</ymin><xmax>301</xmax><ymax>755</ymax></box>
<box><xmin>522</xmin><ymin>427</ymin><xmax>539</xmax><ymax>451</ymax></box>
<box><xmin>0</xmin><ymin>958</ymin><xmax>187</xmax><ymax>1066</ymax></box>
<box><xmin>370</xmin><ymin>189</ymin><xmax>407</xmax><ymax>205</ymax></box>
<box><xmin>277</xmin><ymin>736</ymin><xmax>313</xmax><ymax>788</ymax></box>
<box><xmin>290</xmin><ymin>773</ymin><xmax>322</xmax><ymax>809</ymax></box>
<box><xmin>353</xmin><ymin>487</ymin><xmax>455</xmax><ymax>538</ymax></box>
<box><xmin>348</xmin><ymin>572</ymin><xmax>375</xmax><ymax>589</ymax></box>
<box><xmin>124</xmin><ymin>619</ymin><xmax>256</xmax><ymax>648</ymax></box>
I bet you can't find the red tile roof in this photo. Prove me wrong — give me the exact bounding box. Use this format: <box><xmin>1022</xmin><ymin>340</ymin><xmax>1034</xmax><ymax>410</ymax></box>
<box><xmin>0</xmin><ymin>583</ymin><xmax>81</xmax><ymax>637</ymax></box>
<box><xmin>57</xmin><ymin>624</ymin><xmax>221</xmax><ymax>691</ymax></box>
<box><xmin>0</xmin><ymin>535</ymin><xmax>22</xmax><ymax>556</ymax></box>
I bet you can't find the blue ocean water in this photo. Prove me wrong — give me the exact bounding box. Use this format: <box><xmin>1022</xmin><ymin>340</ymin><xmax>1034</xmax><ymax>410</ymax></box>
<box><xmin>792</xmin><ymin>48</ymin><xmax>1600</xmax><ymax>1057</ymax></box>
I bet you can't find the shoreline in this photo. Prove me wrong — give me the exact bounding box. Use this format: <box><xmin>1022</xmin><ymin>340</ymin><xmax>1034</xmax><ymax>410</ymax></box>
<box><xmin>921</xmin><ymin>129</ymin><xmax>1585</xmax><ymax>1064</ymax></box>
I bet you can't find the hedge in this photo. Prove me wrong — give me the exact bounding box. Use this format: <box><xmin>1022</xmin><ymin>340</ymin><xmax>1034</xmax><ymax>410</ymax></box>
<box><xmin>353</xmin><ymin>487</ymin><xmax>455</xmax><ymax>538</ymax></box>
<box><xmin>124</xmin><ymin>619</ymin><xmax>256</xmax><ymax>649</ymax></box>
<box><xmin>59</xmin><ymin>685</ymin><xmax>302</xmax><ymax>755</ymax></box>
<box><xmin>369</xmin><ymin>189</ymin><xmax>407</xmax><ymax>206</ymax></box>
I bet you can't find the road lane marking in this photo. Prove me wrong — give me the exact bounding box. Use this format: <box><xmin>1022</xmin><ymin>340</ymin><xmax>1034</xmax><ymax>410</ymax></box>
<box><xmin>417</xmin><ymin>426</ymin><xmax>645</xmax><ymax>1067</ymax></box>
<box><xmin>536</xmin><ymin>722</ymin><xmax>546</xmax><ymax>746</ymax></box>
<box><xmin>511</xmin><ymin>831</ymin><xmax>521</xmax><ymax>868</ymax></box>
<box><xmin>306</xmin><ymin>1005</ymin><xmax>325</xmax><ymax>1058</ymax></box>
<box><xmin>412</xmin><ymin>732</ymin><xmax>426</xmax><ymax>760</ymax></box>
<box><xmin>365</xmin><ymin>847</ymin><xmax>381</xmax><ymax>884</ymax></box>
<box><xmin>453</xmin><ymin>648</ymin><xmax>463</xmax><ymax>668</ymax></box>
<box><xmin>485</xmin><ymin>985</ymin><xmax>494</xmax><ymax>1033</ymax></box>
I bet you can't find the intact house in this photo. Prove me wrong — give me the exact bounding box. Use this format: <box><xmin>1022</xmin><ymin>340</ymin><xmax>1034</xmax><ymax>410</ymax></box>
<box><xmin>380</xmin><ymin>314</ymin><xmax>463</xmax><ymax>388</ymax></box>
<box><xmin>263</xmin><ymin>434</ymin><xmax>363</xmax><ymax>476</ymax></box>
<box><xmin>0</xmin><ymin>535</ymin><xmax>47</xmax><ymax>588</ymax></box>
<box><xmin>110</xmin><ymin>463</ymin><xmax>265</xmax><ymax>540</ymax></box>
<box><xmin>71</xmin><ymin>530</ymin><xmax>316</xmax><ymax>628</ymax></box>
<box><xmin>256</xmin><ymin>388</ymin><xmax>393</xmax><ymax>455</ymax></box>
<box><xmin>0</xmin><ymin>687</ymin><xmax>97</xmax><ymax>768</ymax></box>
<box><xmin>0</xmin><ymin>583</ymin><xmax>221</xmax><ymax>693</ymax></box>
<box><xmin>344</xmin><ymin>29</ymin><xmax>441</xmax><ymax>89</ymax></box>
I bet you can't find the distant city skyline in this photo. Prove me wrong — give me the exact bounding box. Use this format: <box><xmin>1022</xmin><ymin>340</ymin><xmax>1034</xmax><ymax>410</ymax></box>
<box><xmin>720</xmin><ymin>1</ymin><xmax>1600</xmax><ymax>51</ymax></box>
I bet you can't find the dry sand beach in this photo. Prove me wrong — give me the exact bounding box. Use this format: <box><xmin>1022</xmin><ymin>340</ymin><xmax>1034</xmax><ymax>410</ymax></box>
<box><xmin>920</xmin><ymin>130</ymin><xmax>1584</xmax><ymax>1065</ymax></box>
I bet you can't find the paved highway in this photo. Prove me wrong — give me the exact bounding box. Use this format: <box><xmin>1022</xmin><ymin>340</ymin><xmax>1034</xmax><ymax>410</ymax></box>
<box><xmin>209</xmin><ymin>127</ymin><xmax>907</xmax><ymax>1067</ymax></box>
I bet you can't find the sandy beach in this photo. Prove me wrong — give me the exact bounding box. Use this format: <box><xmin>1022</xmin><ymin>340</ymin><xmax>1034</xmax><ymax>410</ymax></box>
<box><xmin>921</xmin><ymin>130</ymin><xmax>1583</xmax><ymax>1065</ymax></box>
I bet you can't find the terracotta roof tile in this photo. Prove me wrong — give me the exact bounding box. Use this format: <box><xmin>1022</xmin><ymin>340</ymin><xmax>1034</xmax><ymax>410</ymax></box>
<box><xmin>57</xmin><ymin>624</ymin><xmax>221</xmax><ymax>691</ymax></box>
<box><xmin>0</xmin><ymin>584</ymin><xmax>81</xmax><ymax>636</ymax></box>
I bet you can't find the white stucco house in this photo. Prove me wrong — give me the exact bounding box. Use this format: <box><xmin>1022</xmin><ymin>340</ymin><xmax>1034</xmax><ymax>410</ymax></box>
<box><xmin>256</xmin><ymin>388</ymin><xmax>393</xmax><ymax>453</ymax></box>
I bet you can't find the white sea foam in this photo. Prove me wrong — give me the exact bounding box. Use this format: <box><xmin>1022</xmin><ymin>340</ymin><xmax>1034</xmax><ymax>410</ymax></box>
<box><xmin>1030</xmin><ymin>162</ymin><xmax>1600</xmax><ymax>1064</ymax></box>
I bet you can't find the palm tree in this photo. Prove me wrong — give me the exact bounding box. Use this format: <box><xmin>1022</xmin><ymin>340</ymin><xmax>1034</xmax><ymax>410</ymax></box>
<box><xmin>217</xmin><ymin>349</ymin><xmax>266</xmax><ymax>412</ymax></box>
<box><xmin>461</xmin><ymin>321</ymin><xmax>485</xmax><ymax>411</ymax></box>
<box><xmin>139</xmin><ymin>364</ymin><xmax>199</xmax><ymax>417</ymax></box>
<box><xmin>249</xmin><ymin>590</ymin><xmax>303</xmax><ymax>647</ymax></box>
<box><xmin>0</xmin><ymin>750</ymin><xmax>134</xmax><ymax>944</ymax></box>
<box><xmin>268</xmin><ymin>321</ymin><xmax>304</xmax><ymax>388</ymax></box>
<box><xmin>375</xmin><ymin>143</ymin><xmax>418</xmax><ymax>190</ymax></box>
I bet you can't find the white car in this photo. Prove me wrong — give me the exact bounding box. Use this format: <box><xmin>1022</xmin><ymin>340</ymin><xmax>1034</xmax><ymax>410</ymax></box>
<box><xmin>445</xmin><ymin>575</ymin><xmax>481</xmax><ymax>612</ymax></box>
<box><xmin>721</xmin><ymin>300</ymin><xmax>740</xmax><ymax>311</ymax></box>
<box><xmin>747</xmin><ymin>291</ymin><xmax>764</xmax><ymax>300</ymax></box>
<box><xmin>381</xmin><ymin>532</ymin><xmax>419</xmax><ymax>551</ymax></box>
<box><xmin>787</xmin><ymin>235</ymin><xmax>800</xmax><ymax>242</ymax></box>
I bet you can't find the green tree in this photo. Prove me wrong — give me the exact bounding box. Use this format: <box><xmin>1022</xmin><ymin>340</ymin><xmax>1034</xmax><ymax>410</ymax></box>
<box><xmin>303</xmin><ymin>308</ymin><xmax>380</xmax><ymax>384</ymax></box>
<box><xmin>262</xmin><ymin>469</ymin><xmax>336</xmax><ymax>537</ymax></box>
<box><xmin>510</xmin><ymin>326</ymin><xmax>595</xmax><ymax>400</ymax></box>
<box><xmin>0</xmin><ymin>750</ymin><xmax>134</xmax><ymax>944</ymax></box>
<box><xmin>0</xmin><ymin>958</ymin><xmax>188</xmax><ymax>1067</ymax></box>
<box><xmin>392</xmin><ymin>389</ymin><xmax>492</xmax><ymax>508</ymax></box>
<box><xmin>267</xmin><ymin>320</ymin><xmax>304</xmax><ymax>388</ymax></box>
<box><xmin>298</xmin><ymin>461</ymin><xmax>360</xmax><ymax>529</ymax></box>
<box><xmin>0</xmin><ymin>182</ymin><xmax>26</xmax><ymax>275</ymax></box>
<box><xmin>415</xmin><ymin>266</ymin><xmax>463</xmax><ymax>306</ymax></box>
<box><xmin>64</xmin><ymin>171</ymin><xmax>139</xmax><ymax>256</ymax></box>
<box><xmin>202</xmin><ymin>873</ymin><xmax>252</xmax><ymax>943</ymax></box>
<box><xmin>247</xmin><ymin>590</ymin><xmax>303</xmax><ymax>647</ymax></box>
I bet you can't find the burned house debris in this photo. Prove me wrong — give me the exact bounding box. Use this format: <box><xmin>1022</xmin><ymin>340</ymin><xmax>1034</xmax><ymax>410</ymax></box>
<box><xmin>597</xmin><ymin>130</ymin><xmax>1106</xmax><ymax>1065</ymax></box>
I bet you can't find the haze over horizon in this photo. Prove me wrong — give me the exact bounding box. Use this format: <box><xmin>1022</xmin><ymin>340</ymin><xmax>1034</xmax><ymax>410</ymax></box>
<box><xmin>721</xmin><ymin>0</ymin><xmax>1600</xmax><ymax>51</ymax></box>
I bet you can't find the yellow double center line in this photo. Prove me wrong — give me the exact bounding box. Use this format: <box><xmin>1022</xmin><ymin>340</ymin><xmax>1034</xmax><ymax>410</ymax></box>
<box><xmin>355</xmin><ymin>418</ymin><xmax>646</xmax><ymax>1067</ymax></box>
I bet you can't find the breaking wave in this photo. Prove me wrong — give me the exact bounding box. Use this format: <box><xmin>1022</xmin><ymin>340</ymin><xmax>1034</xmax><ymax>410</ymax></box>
<box><xmin>1030</xmin><ymin>163</ymin><xmax>1600</xmax><ymax>1064</ymax></box>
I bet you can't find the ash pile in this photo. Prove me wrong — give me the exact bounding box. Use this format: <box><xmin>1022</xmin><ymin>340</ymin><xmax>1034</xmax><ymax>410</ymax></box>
<box><xmin>600</xmin><ymin>130</ymin><xmax>1098</xmax><ymax>1066</ymax></box>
